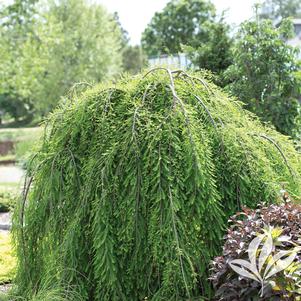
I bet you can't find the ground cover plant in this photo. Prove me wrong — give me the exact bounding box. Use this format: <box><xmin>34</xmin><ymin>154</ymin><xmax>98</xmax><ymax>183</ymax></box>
<box><xmin>0</xmin><ymin>232</ymin><xmax>16</xmax><ymax>284</ymax></box>
<box><xmin>13</xmin><ymin>69</ymin><xmax>301</xmax><ymax>300</ymax></box>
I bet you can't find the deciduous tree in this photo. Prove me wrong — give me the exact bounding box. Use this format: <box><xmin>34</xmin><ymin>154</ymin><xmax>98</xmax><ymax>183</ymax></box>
<box><xmin>141</xmin><ymin>0</ymin><xmax>216</xmax><ymax>56</ymax></box>
<box><xmin>0</xmin><ymin>0</ymin><xmax>123</xmax><ymax>122</ymax></box>
<box><xmin>183</xmin><ymin>17</ymin><xmax>233</xmax><ymax>76</ymax></box>
<box><xmin>224</xmin><ymin>18</ymin><xmax>301</xmax><ymax>137</ymax></box>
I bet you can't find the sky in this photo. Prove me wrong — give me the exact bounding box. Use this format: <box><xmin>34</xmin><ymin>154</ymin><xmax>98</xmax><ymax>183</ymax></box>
<box><xmin>99</xmin><ymin>0</ymin><xmax>259</xmax><ymax>45</ymax></box>
<box><xmin>0</xmin><ymin>0</ymin><xmax>259</xmax><ymax>44</ymax></box>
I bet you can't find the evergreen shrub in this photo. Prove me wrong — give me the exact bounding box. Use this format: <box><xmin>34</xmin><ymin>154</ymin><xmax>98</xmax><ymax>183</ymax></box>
<box><xmin>13</xmin><ymin>69</ymin><xmax>301</xmax><ymax>300</ymax></box>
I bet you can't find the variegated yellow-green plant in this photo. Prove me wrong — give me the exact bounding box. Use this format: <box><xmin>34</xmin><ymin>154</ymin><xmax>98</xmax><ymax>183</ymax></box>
<box><xmin>229</xmin><ymin>225</ymin><xmax>301</xmax><ymax>297</ymax></box>
<box><xmin>212</xmin><ymin>201</ymin><xmax>301</xmax><ymax>301</ymax></box>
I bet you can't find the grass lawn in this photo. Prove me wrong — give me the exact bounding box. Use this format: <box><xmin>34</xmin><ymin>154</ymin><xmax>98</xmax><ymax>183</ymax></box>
<box><xmin>0</xmin><ymin>127</ymin><xmax>42</xmax><ymax>163</ymax></box>
<box><xmin>0</xmin><ymin>127</ymin><xmax>42</xmax><ymax>142</ymax></box>
<box><xmin>0</xmin><ymin>183</ymin><xmax>19</xmax><ymax>192</ymax></box>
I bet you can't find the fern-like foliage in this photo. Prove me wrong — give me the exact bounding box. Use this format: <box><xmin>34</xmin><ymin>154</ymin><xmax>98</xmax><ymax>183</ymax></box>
<box><xmin>12</xmin><ymin>69</ymin><xmax>301</xmax><ymax>300</ymax></box>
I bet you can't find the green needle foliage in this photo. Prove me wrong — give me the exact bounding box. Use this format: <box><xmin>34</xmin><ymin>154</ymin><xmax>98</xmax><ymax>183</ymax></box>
<box><xmin>13</xmin><ymin>69</ymin><xmax>301</xmax><ymax>300</ymax></box>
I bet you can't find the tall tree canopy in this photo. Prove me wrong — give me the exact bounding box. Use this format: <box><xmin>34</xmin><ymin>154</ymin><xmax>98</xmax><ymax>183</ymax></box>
<box><xmin>0</xmin><ymin>0</ymin><xmax>38</xmax><ymax>122</ymax></box>
<box><xmin>0</xmin><ymin>0</ymin><xmax>38</xmax><ymax>27</ymax></box>
<box><xmin>0</xmin><ymin>0</ymin><xmax>123</xmax><ymax>122</ymax></box>
<box><xmin>224</xmin><ymin>18</ymin><xmax>301</xmax><ymax>138</ymax></box>
<box><xmin>260</xmin><ymin>0</ymin><xmax>301</xmax><ymax>20</ymax></box>
<box><xmin>32</xmin><ymin>0</ymin><xmax>123</xmax><ymax>115</ymax></box>
<box><xmin>141</xmin><ymin>0</ymin><xmax>216</xmax><ymax>56</ymax></box>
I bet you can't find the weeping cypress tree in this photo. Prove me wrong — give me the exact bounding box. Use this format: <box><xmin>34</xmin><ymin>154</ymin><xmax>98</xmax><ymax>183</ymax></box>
<box><xmin>13</xmin><ymin>69</ymin><xmax>301</xmax><ymax>300</ymax></box>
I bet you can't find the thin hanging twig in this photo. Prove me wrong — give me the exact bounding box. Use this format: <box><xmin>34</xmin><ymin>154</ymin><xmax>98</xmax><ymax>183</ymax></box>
<box><xmin>171</xmin><ymin>69</ymin><xmax>213</xmax><ymax>95</ymax></box>
<box><xmin>194</xmin><ymin>95</ymin><xmax>219</xmax><ymax>130</ymax></box>
<box><xmin>254</xmin><ymin>134</ymin><xmax>296</xmax><ymax>179</ymax></box>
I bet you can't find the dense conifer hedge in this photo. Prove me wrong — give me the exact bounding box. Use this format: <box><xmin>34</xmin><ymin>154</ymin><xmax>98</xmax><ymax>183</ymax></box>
<box><xmin>13</xmin><ymin>69</ymin><xmax>301</xmax><ymax>300</ymax></box>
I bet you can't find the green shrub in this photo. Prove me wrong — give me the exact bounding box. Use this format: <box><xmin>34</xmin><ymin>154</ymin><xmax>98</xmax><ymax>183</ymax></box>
<box><xmin>0</xmin><ymin>192</ymin><xmax>15</xmax><ymax>213</ymax></box>
<box><xmin>13</xmin><ymin>69</ymin><xmax>301</xmax><ymax>300</ymax></box>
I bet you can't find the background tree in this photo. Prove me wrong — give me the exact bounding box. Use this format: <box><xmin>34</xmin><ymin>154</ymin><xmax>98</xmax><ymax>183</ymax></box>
<box><xmin>32</xmin><ymin>0</ymin><xmax>123</xmax><ymax>115</ymax></box>
<box><xmin>141</xmin><ymin>0</ymin><xmax>216</xmax><ymax>56</ymax></box>
<box><xmin>260</xmin><ymin>0</ymin><xmax>301</xmax><ymax>20</ymax></box>
<box><xmin>223</xmin><ymin>18</ymin><xmax>301</xmax><ymax>138</ymax></box>
<box><xmin>122</xmin><ymin>45</ymin><xmax>146</xmax><ymax>74</ymax></box>
<box><xmin>0</xmin><ymin>0</ymin><xmax>123</xmax><ymax>122</ymax></box>
<box><xmin>0</xmin><ymin>0</ymin><xmax>38</xmax><ymax>27</ymax></box>
<box><xmin>0</xmin><ymin>0</ymin><xmax>38</xmax><ymax>123</ymax></box>
<box><xmin>183</xmin><ymin>17</ymin><xmax>233</xmax><ymax>76</ymax></box>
